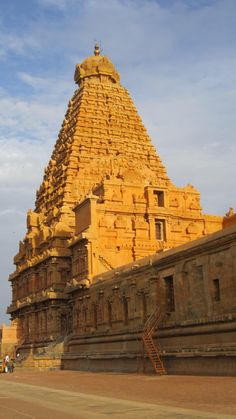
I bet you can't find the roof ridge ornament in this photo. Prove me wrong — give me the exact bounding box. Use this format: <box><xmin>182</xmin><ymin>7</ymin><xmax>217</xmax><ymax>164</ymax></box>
<box><xmin>94</xmin><ymin>42</ymin><xmax>101</xmax><ymax>56</ymax></box>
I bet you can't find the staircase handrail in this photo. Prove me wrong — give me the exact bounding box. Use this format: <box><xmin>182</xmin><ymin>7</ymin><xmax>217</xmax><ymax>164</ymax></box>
<box><xmin>143</xmin><ymin>305</ymin><xmax>162</xmax><ymax>335</ymax></box>
<box><xmin>141</xmin><ymin>305</ymin><xmax>166</xmax><ymax>375</ymax></box>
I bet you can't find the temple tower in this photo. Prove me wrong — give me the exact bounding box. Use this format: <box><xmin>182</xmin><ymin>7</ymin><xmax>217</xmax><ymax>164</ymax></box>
<box><xmin>7</xmin><ymin>46</ymin><xmax>222</xmax><ymax>346</ymax></box>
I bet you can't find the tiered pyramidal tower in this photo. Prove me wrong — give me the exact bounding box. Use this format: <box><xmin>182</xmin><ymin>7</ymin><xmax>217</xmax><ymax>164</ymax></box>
<box><xmin>8</xmin><ymin>46</ymin><xmax>222</xmax><ymax>344</ymax></box>
<box><xmin>35</xmin><ymin>43</ymin><xmax>168</xmax><ymax>227</ymax></box>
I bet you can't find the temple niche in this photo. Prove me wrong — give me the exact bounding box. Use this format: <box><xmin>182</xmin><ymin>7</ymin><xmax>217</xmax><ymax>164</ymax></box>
<box><xmin>7</xmin><ymin>45</ymin><xmax>223</xmax><ymax>357</ymax></box>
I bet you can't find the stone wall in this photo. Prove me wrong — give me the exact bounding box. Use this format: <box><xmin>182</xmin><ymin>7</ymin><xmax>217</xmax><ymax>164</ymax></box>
<box><xmin>0</xmin><ymin>322</ymin><xmax>18</xmax><ymax>357</ymax></box>
<box><xmin>62</xmin><ymin>224</ymin><xmax>236</xmax><ymax>375</ymax></box>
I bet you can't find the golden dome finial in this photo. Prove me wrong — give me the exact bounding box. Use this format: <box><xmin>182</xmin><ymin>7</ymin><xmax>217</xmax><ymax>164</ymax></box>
<box><xmin>74</xmin><ymin>44</ymin><xmax>120</xmax><ymax>85</ymax></box>
<box><xmin>94</xmin><ymin>42</ymin><xmax>100</xmax><ymax>56</ymax></box>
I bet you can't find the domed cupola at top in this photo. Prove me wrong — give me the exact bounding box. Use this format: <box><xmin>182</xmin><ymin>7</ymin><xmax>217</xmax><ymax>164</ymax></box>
<box><xmin>74</xmin><ymin>43</ymin><xmax>120</xmax><ymax>85</ymax></box>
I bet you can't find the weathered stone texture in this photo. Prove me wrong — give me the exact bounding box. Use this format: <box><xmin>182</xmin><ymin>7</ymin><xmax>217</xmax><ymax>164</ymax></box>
<box><xmin>6</xmin><ymin>46</ymin><xmax>234</xmax><ymax>375</ymax></box>
<box><xmin>63</xmin><ymin>224</ymin><xmax>236</xmax><ymax>374</ymax></box>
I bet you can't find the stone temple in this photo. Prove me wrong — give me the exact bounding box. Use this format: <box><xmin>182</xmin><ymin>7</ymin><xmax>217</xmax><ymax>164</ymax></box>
<box><xmin>6</xmin><ymin>45</ymin><xmax>236</xmax><ymax>375</ymax></box>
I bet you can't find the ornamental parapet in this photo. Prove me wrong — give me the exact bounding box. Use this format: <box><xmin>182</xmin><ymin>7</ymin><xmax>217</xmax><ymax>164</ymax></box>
<box><xmin>7</xmin><ymin>290</ymin><xmax>68</xmax><ymax>313</ymax></box>
<box><xmin>9</xmin><ymin>249</ymin><xmax>72</xmax><ymax>280</ymax></box>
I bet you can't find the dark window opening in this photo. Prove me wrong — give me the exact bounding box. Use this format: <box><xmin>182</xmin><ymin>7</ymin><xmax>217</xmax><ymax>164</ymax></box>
<box><xmin>107</xmin><ymin>301</ymin><xmax>112</xmax><ymax>327</ymax></box>
<box><xmin>35</xmin><ymin>312</ymin><xmax>39</xmax><ymax>333</ymax></box>
<box><xmin>155</xmin><ymin>219</ymin><xmax>165</xmax><ymax>240</ymax></box>
<box><xmin>142</xmin><ymin>293</ymin><xmax>147</xmax><ymax>323</ymax></box>
<box><xmin>83</xmin><ymin>308</ymin><xmax>87</xmax><ymax>325</ymax></box>
<box><xmin>44</xmin><ymin>310</ymin><xmax>48</xmax><ymax>334</ymax></box>
<box><xmin>93</xmin><ymin>304</ymin><xmax>98</xmax><ymax>329</ymax></box>
<box><xmin>25</xmin><ymin>316</ymin><xmax>30</xmax><ymax>338</ymax></box>
<box><xmin>76</xmin><ymin>309</ymin><xmax>80</xmax><ymax>329</ymax></box>
<box><xmin>154</xmin><ymin>190</ymin><xmax>164</xmax><ymax>207</ymax></box>
<box><xmin>165</xmin><ymin>275</ymin><xmax>175</xmax><ymax>312</ymax></box>
<box><xmin>123</xmin><ymin>298</ymin><xmax>129</xmax><ymax>325</ymax></box>
<box><xmin>213</xmin><ymin>279</ymin><xmax>220</xmax><ymax>302</ymax></box>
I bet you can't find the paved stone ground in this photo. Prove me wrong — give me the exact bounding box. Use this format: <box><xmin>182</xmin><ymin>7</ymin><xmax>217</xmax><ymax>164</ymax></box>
<box><xmin>0</xmin><ymin>371</ymin><xmax>236</xmax><ymax>418</ymax></box>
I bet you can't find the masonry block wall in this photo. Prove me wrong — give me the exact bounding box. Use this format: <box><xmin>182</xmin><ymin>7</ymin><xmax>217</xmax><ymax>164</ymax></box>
<box><xmin>63</xmin><ymin>224</ymin><xmax>236</xmax><ymax>375</ymax></box>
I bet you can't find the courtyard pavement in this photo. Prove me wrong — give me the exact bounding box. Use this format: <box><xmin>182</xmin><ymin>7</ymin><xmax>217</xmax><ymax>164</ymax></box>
<box><xmin>0</xmin><ymin>370</ymin><xmax>236</xmax><ymax>418</ymax></box>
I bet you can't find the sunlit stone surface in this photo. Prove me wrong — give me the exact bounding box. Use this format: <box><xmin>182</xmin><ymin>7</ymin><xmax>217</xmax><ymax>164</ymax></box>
<box><xmin>6</xmin><ymin>47</ymin><xmax>236</xmax><ymax>375</ymax></box>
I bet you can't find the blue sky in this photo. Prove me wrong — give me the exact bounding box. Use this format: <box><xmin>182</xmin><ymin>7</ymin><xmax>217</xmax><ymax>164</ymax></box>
<box><xmin>0</xmin><ymin>0</ymin><xmax>236</xmax><ymax>323</ymax></box>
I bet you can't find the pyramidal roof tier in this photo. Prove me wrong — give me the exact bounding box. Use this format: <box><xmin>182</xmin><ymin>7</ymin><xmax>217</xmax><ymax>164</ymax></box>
<box><xmin>35</xmin><ymin>45</ymin><xmax>169</xmax><ymax>225</ymax></box>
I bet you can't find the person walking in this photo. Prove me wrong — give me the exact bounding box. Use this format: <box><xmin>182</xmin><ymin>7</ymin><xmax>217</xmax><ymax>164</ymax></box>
<box><xmin>5</xmin><ymin>354</ymin><xmax>9</xmax><ymax>373</ymax></box>
<box><xmin>2</xmin><ymin>358</ymin><xmax>6</xmax><ymax>373</ymax></box>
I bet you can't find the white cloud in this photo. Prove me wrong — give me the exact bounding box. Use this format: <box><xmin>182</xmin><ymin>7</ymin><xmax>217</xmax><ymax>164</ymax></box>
<box><xmin>0</xmin><ymin>70</ymin><xmax>75</xmax><ymax>199</ymax></box>
<box><xmin>0</xmin><ymin>77</ymin><xmax>72</xmax><ymax>141</ymax></box>
<box><xmin>17</xmin><ymin>72</ymin><xmax>73</xmax><ymax>98</ymax></box>
<box><xmin>37</xmin><ymin>0</ymin><xmax>79</xmax><ymax>10</ymax></box>
<box><xmin>0</xmin><ymin>28</ymin><xmax>39</xmax><ymax>59</ymax></box>
<box><xmin>0</xmin><ymin>137</ymin><xmax>47</xmax><ymax>187</ymax></box>
<box><xmin>18</xmin><ymin>73</ymin><xmax>51</xmax><ymax>90</ymax></box>
<box><xmin>135</xmin><ymin>54</ymin><xmax>236</xmax><ymax>215</ymax></box>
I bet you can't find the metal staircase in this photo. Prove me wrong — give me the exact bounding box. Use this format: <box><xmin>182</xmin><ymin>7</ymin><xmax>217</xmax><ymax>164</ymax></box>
<box><xmin>142</xmin><ymin>306</ymin><xmax>166</xmax><ymax>375</ymax></box>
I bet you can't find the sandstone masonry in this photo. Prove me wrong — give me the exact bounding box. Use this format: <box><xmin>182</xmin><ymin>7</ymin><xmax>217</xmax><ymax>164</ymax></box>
<box><xmin>6</xmin><ymin>45</ymin><xmax>235</xmax><ymax>375</ymax></box>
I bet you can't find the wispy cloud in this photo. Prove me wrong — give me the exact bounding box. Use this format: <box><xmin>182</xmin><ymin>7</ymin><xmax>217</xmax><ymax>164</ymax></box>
<box><xmin>18</xmin><ymin>73</ymin><xmax>51</xmax><ymax>90</ymax></box>
<box><xmin>0</xmin><ymin>28</ymin><xmax>39</xmax><ymax>59</ymax></box>
<box><xmin>37</xmin><ymin>0</ymin><xmax>79</xmax><ymax>11</ymax></box>
<box><xmin>0</xmin><ymin>77</ymin><xmax>71</xmax><ymax>141</ymax></box>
